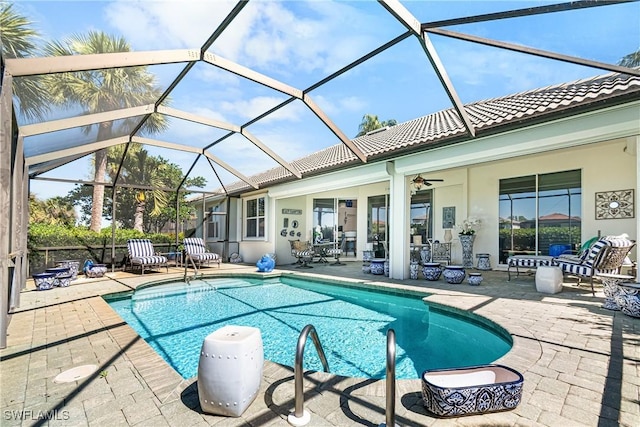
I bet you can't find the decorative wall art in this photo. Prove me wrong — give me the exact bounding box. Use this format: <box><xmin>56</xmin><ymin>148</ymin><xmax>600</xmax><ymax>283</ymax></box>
<box><xmin>595</xmin><ymin>189</ymin><xmax>634</xmax><ymax>219</ymax></box>
<box><xmin>442</xmin><ymin>206</ymin><xmax>456</xmax><ymax>229</ymax></box>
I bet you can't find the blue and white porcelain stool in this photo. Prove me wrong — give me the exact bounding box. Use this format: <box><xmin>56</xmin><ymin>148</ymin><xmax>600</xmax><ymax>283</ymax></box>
<box><xmin>475</xmin><ymin>253</ymin><xmax>491</xmax><ymax>271</ymax></box>
<box><xmin>615</xmin><ymin>283</ymin><xmax>640</xmax><ymax>318</ymax></box>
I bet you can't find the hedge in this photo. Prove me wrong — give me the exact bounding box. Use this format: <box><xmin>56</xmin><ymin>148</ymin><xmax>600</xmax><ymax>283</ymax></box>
<box><xmin>28</xmin><ymin>224</ymin><xmax>181</xmax><ymax>273</ymax></box>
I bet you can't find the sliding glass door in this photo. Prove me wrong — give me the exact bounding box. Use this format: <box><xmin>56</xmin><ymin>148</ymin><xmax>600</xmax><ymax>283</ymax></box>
<box><xmin>368</xmin><ymin>195</ymin><xmax>388</xmax><ymax>258</ymax></box>
<box><xmin>499</xmin><ymin>169</ymin><xmax>581</xmax><ymax>263</ymax></box>
<box><xmin>312</xmin><ymin>199</ymin><xmax>336</xmax><ymax>243</ymax></box>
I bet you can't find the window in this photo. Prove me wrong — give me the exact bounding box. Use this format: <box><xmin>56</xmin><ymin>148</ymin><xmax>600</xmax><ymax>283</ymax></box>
<box><xmin>245</xmin><ymin>196</ymin><xmax>265</xmax><ymax>239</ymax></box>
<box><xmin>207</xmin><ymin>200</ymin><xmax>226</xmax><ymax>241</ymax></box>
<box><xmin>313</xmin><ymin>199</ymin><xmax>336</xmax><ymax>242</ymax></box>
<box><xmin>499</xmin><ymin>170</ymin><xmax>581</xmax><ymax>263</ymax></box>
<box><xmin>410</xmin><ymin>190</ymin><xmax>433</xmax><ymax>243</ymax></box>
<box><xmin>368</xmin><ymin>195</ymin><xmax>388</xmax><ymax>257</ymax></box>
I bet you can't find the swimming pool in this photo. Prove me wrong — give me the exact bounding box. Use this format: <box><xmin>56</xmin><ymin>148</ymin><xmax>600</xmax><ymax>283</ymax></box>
<box><xmin>106</xmin><ymin>275</ymin><xmax>511</xmax><ymax>380</ymax></box>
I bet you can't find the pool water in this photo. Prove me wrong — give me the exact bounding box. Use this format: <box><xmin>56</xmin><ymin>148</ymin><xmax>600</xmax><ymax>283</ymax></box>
<box><xmin>106</xmin><ymin>276</ymin><xmax>511</xmax><ymax>380</ymax></box>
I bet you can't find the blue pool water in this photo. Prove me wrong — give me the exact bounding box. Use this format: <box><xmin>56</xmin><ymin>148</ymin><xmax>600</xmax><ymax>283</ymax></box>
<box><xmin>106</xmin><ymin>276</ymin><xmax>511</xmax><ymax>380</ymax></box>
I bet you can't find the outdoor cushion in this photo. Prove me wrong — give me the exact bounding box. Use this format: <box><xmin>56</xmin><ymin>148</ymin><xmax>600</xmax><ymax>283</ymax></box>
<box><xmin>126</xmin><ymin>239</ymin><xmax>168</xmax><ymax>274</ymax></box>
<box><xmin>183</xmin><ymin>237</ymin><xmax>221</xmax><ymax>268</ymax></box>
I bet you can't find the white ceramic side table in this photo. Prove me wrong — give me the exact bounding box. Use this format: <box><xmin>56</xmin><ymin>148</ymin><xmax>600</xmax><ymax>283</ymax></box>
<box><xmin>535</xmin><ymin>266</ymin><xmax>563</xmax><ymax>294</ymax></box>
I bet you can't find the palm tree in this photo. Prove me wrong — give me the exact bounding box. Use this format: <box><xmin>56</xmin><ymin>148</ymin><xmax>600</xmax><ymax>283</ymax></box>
<box><xmin>42</xmin><ymin>31</ymin><xmax>168</xmax><ymax>232</ymax></box>
<box><xmin>618</xmin><ymin>49</ymin><xmax>640</xmax><ymax>67</ymax></box>
<box><xmin>0</xmin><ymin>3</ymin><xmax>50</xmax><ymax>120</ymax></box>
<box><xmin>107</xmin><ymin>144</ymin><xmax>168</xmax><ymax>233</ymax></box>
<box><xmin>29</xmin><ymin>194</ymin><xmax>76</xmax><ymax>226</ymax></box>
<box><xmin>356</xmin><ymin>113</ymin><xmax>397</xmax><ymax>137</ymax></box>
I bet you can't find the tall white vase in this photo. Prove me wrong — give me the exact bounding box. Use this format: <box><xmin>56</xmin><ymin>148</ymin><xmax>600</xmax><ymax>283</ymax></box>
<box><xmin>459</xmin><ymin>234</ymin><xmax>475</xmax><ymax>268</ymax></box>
<box><xmin>443</xmin><ymin>229</ymin><xmax>453</xmax><ymax>243</ymax></box>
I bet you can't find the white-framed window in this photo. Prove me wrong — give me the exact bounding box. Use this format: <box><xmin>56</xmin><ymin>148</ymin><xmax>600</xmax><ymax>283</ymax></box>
<box><xmin>244</xmin><ymin>196</ymin><xmax>266</xmax><ymax>239</ymax></box>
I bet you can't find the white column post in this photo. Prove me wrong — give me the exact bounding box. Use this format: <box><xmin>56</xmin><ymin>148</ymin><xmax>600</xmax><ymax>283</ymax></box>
<box><xmin>387</xmin><ymin>161</ymin><xmax>409</xmax><ymax>279</ymax></box>
<box><xmin>635</xmin><ymin>135</ymin><xmax>640</xmax><ymax>282</ymax></box>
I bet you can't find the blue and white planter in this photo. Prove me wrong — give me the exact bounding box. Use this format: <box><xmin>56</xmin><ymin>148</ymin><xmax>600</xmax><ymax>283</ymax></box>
<box><xmin>422</xmin><ymin>364</ymin><xmax>524</xmax><ymax>417</ymax></box>
<box><xmin>45</xmin><ymin>267</ymin><xmax>71</xmax><ymax>287</ymax></box>
<box><xmin>33</xmin><ymin>273</ymin><xmax>56</xmax><ymax>291</ymax></box>
<box><xmin>57</xmin><ymin>260</ymin><xmax>80</xmax><ymax>280</ymax></box>
<box><xmin>422</xmin><ymin>263</ymin><xmax>442</xmax><ymax>281</ymax></box>
<box><xmin>468</xmin><ymin>273</ymin><xmax>483</xmax><ymax>286</ymax></box>
<box><xmin>409</xmin><ymin>261</ymin><xmax>420</xmax><ymax>280</ymax></box>
<box><xmin>443</xmin><ymin>265</ymin><xmax>466</xmax><ymax>284</ymax></box>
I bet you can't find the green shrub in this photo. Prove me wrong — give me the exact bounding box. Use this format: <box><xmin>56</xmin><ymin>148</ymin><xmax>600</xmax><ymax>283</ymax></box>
<box><xmin>28</xmin><ymin>224</ymin><xmax>179</xmax><ymax>273</ymax></box>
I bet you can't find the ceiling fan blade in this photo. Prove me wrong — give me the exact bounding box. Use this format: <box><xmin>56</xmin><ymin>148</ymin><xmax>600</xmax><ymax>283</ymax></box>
<box><xmin>425</xmin><ymin>179</ymin><xmax>444</xmax><ymax>182</ymax></box>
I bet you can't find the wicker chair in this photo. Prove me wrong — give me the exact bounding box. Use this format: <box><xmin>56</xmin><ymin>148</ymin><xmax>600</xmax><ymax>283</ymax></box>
<box><xmin>554</xmin><ymin>237</ymin><xmax>635</xmax><ymax>295</ymax></box>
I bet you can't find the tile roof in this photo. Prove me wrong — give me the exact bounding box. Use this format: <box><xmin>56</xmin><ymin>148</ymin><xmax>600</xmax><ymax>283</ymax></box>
<box><xmin>224</xmin><ymin>72</ymin><xmax>640</xmax><ymax>195</ymax></box>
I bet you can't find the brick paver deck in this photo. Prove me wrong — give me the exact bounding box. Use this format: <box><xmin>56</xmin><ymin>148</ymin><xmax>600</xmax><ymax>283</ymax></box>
<box><xmin>1</xmin><ymin>263</ymin><xmax>638</xmax><ymax>426</ymax></box>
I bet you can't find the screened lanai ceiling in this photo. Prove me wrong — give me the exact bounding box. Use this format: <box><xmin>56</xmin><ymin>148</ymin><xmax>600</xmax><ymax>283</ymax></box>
<box><xmin>4</xmin><ymin>0</ymin><xmax>640</xmax><ymax>199</ymax></box>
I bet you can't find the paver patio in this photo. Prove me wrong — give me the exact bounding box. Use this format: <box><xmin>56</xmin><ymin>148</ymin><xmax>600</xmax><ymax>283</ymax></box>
<box><xmin>1</xmin><ymin>262</ymin><xmax>638</xmax><ymax>426</ymax></box>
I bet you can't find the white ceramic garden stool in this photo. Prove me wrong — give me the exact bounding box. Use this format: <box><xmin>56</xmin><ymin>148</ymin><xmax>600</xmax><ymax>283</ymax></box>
<box><xmin>198</xmin><ymin>325</ymin><xmax>264</xmax><ymax>417</ymax></box>
<box><xmin>535</xmin><ymin>266</ymin><xmax>563</xmax><ymax>294</ymax></box>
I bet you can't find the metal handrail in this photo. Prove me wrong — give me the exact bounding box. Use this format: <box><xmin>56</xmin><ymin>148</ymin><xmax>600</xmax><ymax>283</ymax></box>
<box><xmin>383</xmin><ymin>329</ymin><xmax>396</xmax><ymax>427</ymax></box>
<box><xmin>183</xmin><ymin>251</ymin><xmax>200</xmax><ymax>282</ymax></box>
<box><xmin>290</xmin><ymin>324</ymin><xmax>330</xmax><ymax>423</ymax></box>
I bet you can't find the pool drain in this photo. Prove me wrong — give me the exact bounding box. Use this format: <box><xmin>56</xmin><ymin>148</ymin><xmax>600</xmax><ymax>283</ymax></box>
<box><xmin>53</xmin><ymin>364</ymin><xmax>98</xmax><ymax>383</ymax></box>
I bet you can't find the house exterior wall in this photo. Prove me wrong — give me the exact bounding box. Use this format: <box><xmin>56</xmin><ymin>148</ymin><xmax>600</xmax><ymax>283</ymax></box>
<box><xmin>232</xmin><ymin>102</ymin><xmax>639</xmax><ymax>279</ymax></box>
<box><xmin>467</xmin><ymin>138</ymin><xmax>636</xmax><ymax>266</ymax></box>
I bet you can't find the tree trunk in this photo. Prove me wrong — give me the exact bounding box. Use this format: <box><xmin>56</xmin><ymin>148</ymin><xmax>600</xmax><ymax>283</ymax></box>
<box><xmin>89</xmin><ymin>122</ymin><xmax>113</xmax><ymax>232</ymax></box>
<box><xmin>133</xmin><ymin>201</ymin><xmax>145</xmax><ymax>232</ymax></box>
<box><xmin>90</xmin><ymin>148</ymin><xmax>107</xmax><ymax>232</ymax></box>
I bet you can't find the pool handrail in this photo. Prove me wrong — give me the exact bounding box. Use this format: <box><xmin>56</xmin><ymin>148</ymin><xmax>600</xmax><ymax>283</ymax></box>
<box><xmin>288</xmin><ymin>324</ymin><xmax>330</xmax><ymax>426</ymax></box>
<box><xmin>382</xmin><ymin>328</ymin><xmax>397</xmax><ymax>427</ymax></box>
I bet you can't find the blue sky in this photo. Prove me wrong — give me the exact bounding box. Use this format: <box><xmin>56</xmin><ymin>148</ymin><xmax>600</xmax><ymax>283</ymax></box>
<box><xmin>12</xmin><ymin>0</ymin><xmax>639</xmax><ymax>200</ymax></box>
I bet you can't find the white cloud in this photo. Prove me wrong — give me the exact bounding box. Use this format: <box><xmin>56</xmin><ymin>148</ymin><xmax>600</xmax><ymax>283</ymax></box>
<box><xmin>104</xmin><ymin>0</ymin><xmax>387</xmax><ymax>76</ymax></box>
<box><xmin>104</xmin><ymin>1</ymin><xmax>236</xmax><ymax>50</ymax></box>
<box><xmin>219</xmin><ymin>96</ymin><xmax>304</xmax><ymax>123</ymax></box>
<box><xmin>313</xmin><ymin>94</ymin><xmax>367</xmax><ymax>116</ymax></box>
<box><xmin>436</xmin><ymin>40</ymin><xmax>604</xmax><ymax>101</ymax></box>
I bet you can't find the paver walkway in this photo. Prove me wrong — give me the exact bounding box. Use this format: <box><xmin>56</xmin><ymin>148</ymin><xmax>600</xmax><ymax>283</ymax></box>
<box><xmin>1</xmin><ymin>263</ymin><xmax>638</xmax><ymax>426</ymax></box>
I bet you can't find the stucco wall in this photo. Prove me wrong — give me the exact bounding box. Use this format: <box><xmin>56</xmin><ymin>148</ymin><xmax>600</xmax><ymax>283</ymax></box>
<box><xmin>468</xmin><ymin>138</ymin><xmax>636</xmax><ymax>265</ymax></box>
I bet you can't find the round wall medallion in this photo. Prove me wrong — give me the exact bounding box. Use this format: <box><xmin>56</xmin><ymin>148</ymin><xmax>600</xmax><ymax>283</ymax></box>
<box><xmin>291</xmin><ymin>220</ymin><xmax>299</xmax><ymax>229</ymax></box>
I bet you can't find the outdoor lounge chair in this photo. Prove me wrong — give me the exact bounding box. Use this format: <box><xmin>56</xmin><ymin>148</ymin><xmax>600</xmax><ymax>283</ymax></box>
<box><xmin>554</xmin><ymin>236</ymin><xmax>635</xmax><ymax>295</ymax></box>
<box><xmin>183</xmin><ymin>237</ymin><xmax>221</xmax><ymax>268</ymax></box>
<box><xmin>126</xmin><ymin>239</ymin><xmax>169</xmax><ymax>275</ymax></box>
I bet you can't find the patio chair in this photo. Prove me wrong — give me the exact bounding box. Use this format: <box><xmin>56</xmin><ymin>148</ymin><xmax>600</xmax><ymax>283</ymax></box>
<box><xmin>327</xmin><ymin>235</ymin><xmax>346</xmax><ymax>266</ymax></box>
<box><xmin>289</xmin><ymin>240</ymin><xmax>314</xmax><ymax>268</ymax></box>
<box><xmin>126</xmin><ymin>239</ymin><xmax>169</xmax><ymax>275</ymax></box>
<box><xmin>183</xmin><ymin>237</ymin><xmax>221</xmax><ymax>269</ymax></box>
<box><xmin>554</xmin><ymin>236</ymin><xmax>635</xmax><ymax>295</ymax></box>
